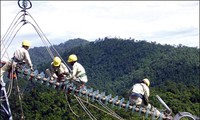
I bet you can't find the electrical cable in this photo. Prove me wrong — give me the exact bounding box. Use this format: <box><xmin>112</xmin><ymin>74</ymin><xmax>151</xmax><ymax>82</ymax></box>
<box><xmin>74</xmin><ymin>95</ymin><xmax>97</xmax><ymax>120</ymax></box>
<box><xmin>64</xmin><ymin>94</ymin><xmax>79</xmax><ymax>118</ymax></box>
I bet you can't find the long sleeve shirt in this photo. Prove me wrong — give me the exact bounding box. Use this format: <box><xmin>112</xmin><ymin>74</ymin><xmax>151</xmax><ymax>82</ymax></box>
<box><xmin>72</xmin><ymin>62</ymin><xmax>86</xmax><ymax>77</ymax></box>
<box><xmin>131</xmin><ymin>83</ymin><xmax>150</xmax><ymax>97</ymax></box>
<box><xmin>71</xmin><ymin>62</ymin><xmax>88</xmax><ymax>83</ymax></box>
<box><xmin>13</xmin><ymin>47</ymin><xmax>33</xmax><ymax>67</ymax></box>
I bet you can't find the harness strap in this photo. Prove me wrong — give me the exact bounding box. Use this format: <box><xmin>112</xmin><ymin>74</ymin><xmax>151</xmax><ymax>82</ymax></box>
<box><xmin>12</xmin><ymin>57</ymin><xmax>24</xmax><ymax>64</ymax></box>
<box><xmin>131</xmin><ymin>93</ymin><xmax>143</xmax><ymax>99</ymax></box>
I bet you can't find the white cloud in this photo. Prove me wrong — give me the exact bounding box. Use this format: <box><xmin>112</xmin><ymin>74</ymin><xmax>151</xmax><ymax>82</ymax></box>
<box><xmin>1</xmin><ymin>1</ymin><xmax>199</xmax><ymax>60</ymax></box>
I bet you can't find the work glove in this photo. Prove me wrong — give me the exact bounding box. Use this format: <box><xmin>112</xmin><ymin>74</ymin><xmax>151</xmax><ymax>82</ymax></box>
<box><xmin>65</xmin><ymin>73</ymin><xmax>71</xmax><ymax>79</ymax></box>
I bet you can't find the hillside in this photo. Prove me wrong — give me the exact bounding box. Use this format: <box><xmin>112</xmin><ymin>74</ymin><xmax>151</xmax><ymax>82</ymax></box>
<box><xmin>61</xmin><ymin>38</ymin><xmax>199</xmax><ymax>90</ymax></box>
<box><xmin>13</xmin><ymin>37</ymin><xmax>199</xmax><ymax>119</ymax></box>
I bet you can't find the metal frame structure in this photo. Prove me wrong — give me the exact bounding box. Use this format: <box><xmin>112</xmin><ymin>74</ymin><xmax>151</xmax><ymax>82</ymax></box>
<box><xmin>0</xmin><ymin>81</ymin><xmax>12</xmax><ymax>120</ymax></box>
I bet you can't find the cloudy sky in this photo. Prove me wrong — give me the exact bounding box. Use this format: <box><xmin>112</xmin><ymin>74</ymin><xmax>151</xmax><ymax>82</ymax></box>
<box><xmin>1</xmin><ymin>1</ymin><xmax>199</xmax><ymax>60</ymax></box>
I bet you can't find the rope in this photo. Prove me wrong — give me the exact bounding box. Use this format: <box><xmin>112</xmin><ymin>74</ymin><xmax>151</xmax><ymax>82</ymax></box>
<box><xmin>64</xmin><ymin>94</ymin><xmax>79</xmax><ymax>118</ymax></box>
<box><xmin>74</xmin><ymin>95</ymin><xmax>97</xmax><ymax>120</ymax></box>
<box><xmin>6</xmin><ymin>79</ymin><xmax>13</xmax><ymax>98</ymax></box>
<box><xmin>6</xmin><ymin>61</ymin><xmax>17</xmax><ymax>98</ymax></box>
<box><xmin>97</xmin><ymin>100</ymin><xmax>124</xmax><ymax>120</ymax></box>
<box><xmin>76</xmin><ymin>95</ymin><xmax>124</xmax><ymax>120</ymax></box>
<box><xmin>15</xmin><ymin>77</ymin><xmax>25</xmax><ymax>119</ymax></box>
<box><xmin>0</xmin><ymin>79</ymin><xmax>13</xmax><ymax>101</ymax></box>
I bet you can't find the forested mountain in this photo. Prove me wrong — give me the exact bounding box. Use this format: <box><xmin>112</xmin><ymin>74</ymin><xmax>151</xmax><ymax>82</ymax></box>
<box><xmin>8</xmin><ymin>37</ymin><xmax>199</xmax><ymax>119</ymax></box>
<box><xmin>63</xmin><ymin>38</ymin><xmax>199</xmax><ymax>90</ymax></box>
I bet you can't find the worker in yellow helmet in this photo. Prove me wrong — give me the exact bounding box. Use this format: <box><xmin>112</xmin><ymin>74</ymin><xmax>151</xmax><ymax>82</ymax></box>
<box><xmin>129</xmin><ymin>78</ymin><xmax>150</xmax><ymax>105</ymax></box>
<box><xmin>46</xmin><ymin>56</ymin><xmax>69</xmax><ymax>82</ymax></box>
<box><xmin>67</xmin><ymin>54</ymin><xmax>88</xmax><ymax>88</ymax></box>
<box><xmin>129</xmin><ymin>78</ymin><xmax>162</xmax><ymax>118</ymax></box>
<box><xmin>12</xmin><ymin>40</ymin><xmax>33</xmax><ymax>71</ymax></box>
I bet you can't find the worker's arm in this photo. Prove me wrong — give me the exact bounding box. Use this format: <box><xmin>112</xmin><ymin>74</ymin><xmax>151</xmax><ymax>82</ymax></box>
<box><xmin>24</xmin><ymin>50</ymin><xmax>33</xmax><ymax>70</ymax></box>
<box><xmin>61</xmin><ymin>63</ymin><xmax>69</xmax><ymax>75</ymax></box>
<box><xmin>49</xmin><ymin>65</ymin><xmax>58</xmax><ymax>79</ymax></box>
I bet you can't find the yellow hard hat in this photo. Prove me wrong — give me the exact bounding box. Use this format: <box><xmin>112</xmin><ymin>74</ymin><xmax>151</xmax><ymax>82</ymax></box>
<box><xmin>68</xmin><ymin>54</ymin><xmax>78</xmax><ymax>63</ymax></box>
<box><xmin>143</xmin><ymin>78</ymin><xmax>150</xmax><ymax>87</ymax></box>
<box><xmin>22</xmin><ymin>40</ymin><xmax>31</xmax><ymax>47</ymax></box>
<box><xmin>53</xmin><ymin>57</ymin><xmax>61</xmax><ymax>66</ymax></box>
